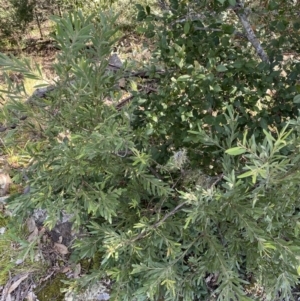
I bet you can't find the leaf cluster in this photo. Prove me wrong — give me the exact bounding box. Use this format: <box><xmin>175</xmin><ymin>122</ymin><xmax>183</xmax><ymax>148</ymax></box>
<box><xmin>133</xmin><ymin>0</ymin><xmax>300</xmax><ymax>171</ymax></box>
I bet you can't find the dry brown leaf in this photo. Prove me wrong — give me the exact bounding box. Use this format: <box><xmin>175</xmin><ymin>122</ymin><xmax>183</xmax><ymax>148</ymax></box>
<box><xmin>26</xmin><ymin>217</ymin><xmax>36</xmax><ymax>233</ymax></box>
<box><xmin>53</xmin><ymin>242</ymin><xmax>69</xmax><ymax>254</ymax></box>
<box><xmin>27</xmin><ymin>226</ymin><xmax>39</xmax><ymax>242</ymax></box>
<box><xmin>39</xmin><ymin>227</ymin><xmax>46</xmax><ymax>235</ymax></box>
<box><xmin>61</xmin><ymin>266</ymin><xmax>71</xmax><ymax>273</ymax></box>
<box><xmin>73</xmin><ymin>263</ymin><xmax>81</xmax><ymax>278</ymax></box>
<box><xmin>7</xmin><ymin>273</ymin><xmax>28</xmax><ymax>294</ymax></box>
<box><xmin>142</xmin><ymin>49</ymin><xmax>151</xmax><ymax>59</ymax></box>
<box><xmin>118</xmin><ymin>78</ymin><xmax>126</xmax><ymax>88</ymax></box>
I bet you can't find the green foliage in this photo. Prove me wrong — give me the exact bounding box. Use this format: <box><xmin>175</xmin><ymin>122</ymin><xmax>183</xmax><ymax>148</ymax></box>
<box><xmin>133</xmin><ymin>0</ymin><xmax>300</xmax><ymax>170</ymax></box>
<box><xmin>1</xmin><ymin>1</ymin><xmax>300</xmax><ymax>301</ymax></box>
<box><xmin>0</xmin><ymin>0</ymin><xmax>35</xmax><ymax>45</ymax></box>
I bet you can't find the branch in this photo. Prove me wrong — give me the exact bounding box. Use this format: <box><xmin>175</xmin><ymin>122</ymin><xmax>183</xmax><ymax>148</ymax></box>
<box><xmin>194</xmin><ymin>27</ymin><xmax>222</xmax><ymax>32</ymax></box>
<box><xmin>130</xmin><ymin>201</ymin><xmax>188</xmax><ymax>243</ymax></box>
<box><xmin>232</xmin><ymin>1</ymin><xmax>270</xmax><ymax>63</ymax></box>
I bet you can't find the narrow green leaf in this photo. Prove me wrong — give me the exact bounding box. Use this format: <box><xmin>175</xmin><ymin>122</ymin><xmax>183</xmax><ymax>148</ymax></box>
<box><xmin>263</xmin><ymin>129</ymin><xmax>274</xmax><ymax>149</ymax></box>
<box><xmin>237</xmin><ymin>170</ymin><xmax>254</xmax><ymax>179</ymax></box>
<box><xmin>225</xmin><ymin>147</ymin><xmax>246</xmax><ymax>156</ymax></box>
<box><xmin>243</xmin><ymin>130</ymin><xmax>248</xmax><ymax>145</ymax></box>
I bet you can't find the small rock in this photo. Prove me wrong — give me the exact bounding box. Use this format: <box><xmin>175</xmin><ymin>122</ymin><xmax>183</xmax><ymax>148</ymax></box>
<box><xmin>97</xmin><ymin>292</ymin><xmax>110</xmax><ymax>300</ymax></box>
<box><xmin>108</xmin><ymin>53</ymin><xmax>122</xmax><ymax>68</ymax></box>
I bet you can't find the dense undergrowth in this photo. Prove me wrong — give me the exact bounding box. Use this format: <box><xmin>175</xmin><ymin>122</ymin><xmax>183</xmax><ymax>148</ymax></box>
<box><xmin>1</xmin><ymin>0</ymin><xmax>300</xmax><ymax>300</ymax></box>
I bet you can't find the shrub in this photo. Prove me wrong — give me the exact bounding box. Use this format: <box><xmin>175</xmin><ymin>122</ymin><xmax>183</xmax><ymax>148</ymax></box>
<box><xmin>1</xmin><ymin>3</ymin><xmax>300</xmax><ymax>300</ymax></box>
<box><xmin>133</xmin><ymin>0</ymin><xmax>300</xmax><ymax>170</ymax></box>
<box><xmin>0</xmin><ymin>0</ymin><xmax>35</xmax><ymax>46</ymax></box>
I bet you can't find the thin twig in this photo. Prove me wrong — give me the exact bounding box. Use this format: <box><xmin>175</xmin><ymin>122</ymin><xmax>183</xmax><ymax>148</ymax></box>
<box><xmin>149</xmin><ymin>166</ymin><xmax>163</xmax><ymax>180</ymax></box>
<box><xmin>115</xmin><ymin>95</ymin><xmax>135</xmax><ymax>110</ymax></box>
<box><xmin>123</xmin><ymin>69</ymin><xmax>168</xmax><ymax>79</ymax></box>
<box><xmin>130</xmin><ymin>201</ymin><xmax>188</xmax><ymax>242</ymax></box>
